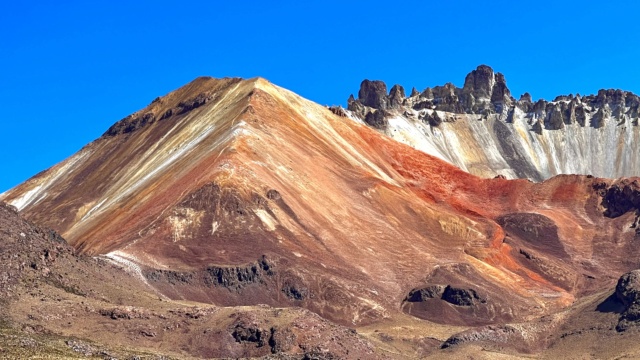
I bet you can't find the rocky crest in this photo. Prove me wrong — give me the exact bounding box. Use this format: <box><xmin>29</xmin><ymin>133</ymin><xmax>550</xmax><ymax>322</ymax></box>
<box><xmin>103</xmin><ymin>77</ymin><xmax>243</xmax><ymax>137</ymax></box>
<box><xmin>347</xmin><ymin>65</ymin><xmax>640</xmax><ymax>132</ymax></box>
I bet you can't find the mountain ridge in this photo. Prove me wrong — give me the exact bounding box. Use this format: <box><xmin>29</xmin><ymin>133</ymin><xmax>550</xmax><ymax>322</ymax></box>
<box><xmin>346</xmin><ymin>65</ymin><xmax>640</xmax><ymax>181</ymax></box>
<box><xmin>348</xmin><ymin>64</ymin><xmax>640</xmax><ymax>123</ymax></box>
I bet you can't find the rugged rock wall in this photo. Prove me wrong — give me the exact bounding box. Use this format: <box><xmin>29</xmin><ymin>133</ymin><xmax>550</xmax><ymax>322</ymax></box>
<box><xmin>347</xmin><ymin>65</ymin><xmax>640</xmax><ymax>181</ymax></box>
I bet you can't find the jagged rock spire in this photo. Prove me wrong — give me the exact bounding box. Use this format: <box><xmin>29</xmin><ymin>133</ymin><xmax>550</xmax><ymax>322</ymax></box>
<box><xmin>462</xmin><ymin>64</ymin><xmax>497</xmax><ymax>100</ymax></box>
<box><xmin>358</xmin><ymin>80</ymin><xmax>389</xmax><ymax>110</ymax></box>
<box><xmin>348</xmin><ymin>65</ymin><xmax>640</xmax><ymax>133</ymax></box>
<box><xmin>389</xmin><ymin>84</ymin><xmax>406</xmax><ymax>109</ymax></box>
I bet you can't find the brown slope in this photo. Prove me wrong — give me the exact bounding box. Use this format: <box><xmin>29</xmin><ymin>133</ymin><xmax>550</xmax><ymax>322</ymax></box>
<box><xmin>2</xmin><ymin>76</ymin><xmax>640</xmax><ymax>336</ymax></box>
<box><xmin>0</xmin><ymin>202</ymin><xmax>382</xmax><ymax>359</ymax></box>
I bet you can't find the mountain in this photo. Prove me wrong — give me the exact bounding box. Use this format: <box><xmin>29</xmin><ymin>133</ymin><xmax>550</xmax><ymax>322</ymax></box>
<box><xmin>346</xmin><ymin>65</ymin><xmax>640</xmax><ymax>181</ymax></box>
<box><xmin>2</xmin><ymin>73</ymin><xmax>640</xmax><ymax>358</ymax></box>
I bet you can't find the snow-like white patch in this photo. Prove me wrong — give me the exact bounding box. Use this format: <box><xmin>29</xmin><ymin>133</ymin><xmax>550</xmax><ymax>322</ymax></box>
<box><xmin>103</xmin><ymin>251</ymin><xmax>148</xmax><ymax>285</ymax></box>
<box><xmin>102</xmin><ymin>251</ymin><xmax>169</xmax><ymax>300</ymax></box>
<box><xmin>343</xmin><ymin>109</ymin><xmax>365</xmax><ymax>125</ymax></box>
<box><xmin>9</xmin><ymin>185</ymin><xmax>43</xmax><ymax>211</ymax></box>
<box><xmin>378</xmin><ymin>107</ymin><xmax>640</xmax><ymax>181</ymax></box>
<box><xmin>80</xmin><ymin>198</ymin><xmax>108</xmax><ymax>222</ymax></box>
<box><xmin>386</xmin><ymin>116</ymin><xmax>451</xmax><ymax>164</ymax></box>
<box><xmin>132</xmin><ymin>125</ymin><xmax>215</xmax><ymax>189</ymax></box>
<box><xmin>351</xmin><ymin>295</ymin><xmax>388</xmax><ymax>324</ymax></box>
<box><xmin>254</xmin><ymin>208</ymin><xmax>277</xmax><ymax>231</ymax></box>
<box><xmin>8</xmin><ymin>150</ymin><xmax>91</xmax><ymax>211</ymax></box>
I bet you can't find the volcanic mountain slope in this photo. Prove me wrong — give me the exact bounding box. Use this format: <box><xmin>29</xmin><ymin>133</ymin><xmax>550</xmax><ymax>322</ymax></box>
<box><xmin>3</xmin><ymin>75</ymin><xmax>640</xmax><ymax>357</ymax></box>
<box><xmin>0</xmin><ymin>202</ymin><xmax>382</xmax><ymax>359</ymax></box>
<box><xmin>346</xmin><ymin>65</ymin><xmax>640</xmax><ymax>181</ymax></box>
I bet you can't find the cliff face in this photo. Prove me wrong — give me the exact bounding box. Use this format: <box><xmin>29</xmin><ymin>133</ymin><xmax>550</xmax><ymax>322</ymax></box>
<box><xmin>347</xmin><ymin>65</ymin><xmax>640</xmax><ymax>181</ymax></box>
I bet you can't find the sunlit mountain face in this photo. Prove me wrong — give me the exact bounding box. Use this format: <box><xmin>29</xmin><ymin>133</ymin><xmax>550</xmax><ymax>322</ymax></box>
<box><xmin>3</xmin><ymin>70</ymin><xmax>640</xmax><ymax>358</ymax></box>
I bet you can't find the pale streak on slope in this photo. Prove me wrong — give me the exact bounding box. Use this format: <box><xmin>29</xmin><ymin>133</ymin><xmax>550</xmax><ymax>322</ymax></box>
<box><xmin>76</xmin><ymin>81</ymin><xmax>244</xmax><ymax>224</ymax></box>
<box><xmin>256</xmin><ymin>79</ymin><xmax>400</xmax><ymax>187</ymax></box>
<box><xmin>80</xmin><ymin>198</ymin><xmax>107</xmax><ymax>222</ymax></box>
<box><xmin>365</xmin><ymin>107</ymin><xmax>640</xmax><ymax>180</ymax></box>
<box><xmin>102</xmin><ymin>250</ymin><xmax>169</xmax><ymax>300</ymax></box>
<box><xmin>6</xmin><ymin>149</ymin><xmax>92</xmax><ymax>211</ymax></box>
<box><xmin>386</xmin><ymin>116</ymin><xmax>450</xmax><ymax>164</ymax></box>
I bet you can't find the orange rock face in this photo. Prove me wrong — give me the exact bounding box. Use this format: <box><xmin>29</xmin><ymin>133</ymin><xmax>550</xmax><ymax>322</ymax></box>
<box><xmin>3</xmin><ymin>77</ymin><xmax>640</xmax><ymax>329</ymax></box>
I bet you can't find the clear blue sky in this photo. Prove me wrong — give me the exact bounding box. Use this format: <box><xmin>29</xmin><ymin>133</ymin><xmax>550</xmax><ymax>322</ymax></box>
<box><xmin>2</xmin><ymin>1</ymin><xmax>640</xmax><ymax>192</ymax></box>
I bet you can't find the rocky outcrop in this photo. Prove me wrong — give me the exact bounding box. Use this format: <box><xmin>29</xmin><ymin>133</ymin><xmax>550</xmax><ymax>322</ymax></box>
<box><xmin>405</xmin><ymin>285</ymin><xmax>445</xmax><ymax>302</ymax></box>
<box><xmin>615</xmin><ymin>270</ymin><xmax>640</xmax><ymax>331</ymax></box>
<box><xmin>357</xmin><ymin>80</ymin><xmax>389</xmax><ymax>110</ymax></box>
<box><xmin>348</xmin><ymin>64</ymin><xmax>640</xmax><ymax>132</ymax></box>
<box><xmin>462</xmin><ymin>65</ymin><xmax>496</xmax><ymax>100</ymax></box>
<box><xmin>388</xmin><ymin>84</ymin><xmax>405</xmax><ymax>109</ymax></box>
<box><xmin>616</xmin><ymin>270</ymin><xmax>640</xmax><ymax>306</ymax></box>
<box><xmin>327</xmin><ymin>105</ymin><xmax>348</xmax><ymax>117</ymax></box>
<box><xmin>348</xmin><ymin>65</ymin><xmax>517</xmax><ymax>120</ymax></box>
<box><xmin>594</xmin><ymin>179</ymin><xmax>640</xmax><ymax>219</ymax></box>
<box><xmin>205</xmin><ymin>256</ymin><xmax>274</xmax><ymax>289</ymax></box>
<box><xmin>232</xmin><ymin>322</ymin><xmax>270</xmax><ymax>348</ymax></box>
<box><xmin>441</xmin><ymin>325</ymin><xmax>518</xmax><ymax>349</ymax></box>
<box><xmin>401</xmin><ymin>264</ymin><xmax>515</xmax><ymax>326</ymax></box>
<box><xmin>103</xmin><ymin>112</ymin><xmax>156</xmax><ymax>137</ymax></box>
<box><xmin>363</xmin><ymin>110</ymin><xmax>388</xmax><ymax>129</ymax></box>
<box><xmin>460</xmin><ymin>65</ymin><xmax>513</xmax><ymax>114</ymax></box>
<box><xmin>442</xmin><ymin>286</ymin><xmax>486</xmax><ymax>307</ymax></box>
<box><xmin>406</xmin><ymin>285</ymin><xmax>486</xmax><ymax>307</ymax></box>
<box><xmin>282</xmin><ymin>282</ymin><xmax>308</xmax><ymax>300</ymax></box>
<box><xmin>145</xmin><ymin>256</ymin><xmax>275</xmax><ymax>291</ymax></box>
<box><xmin>231</xmin><ymin>321</ymin><xmax>298</xmax><ymax>355</ymax></box>
<box><xmin>103</xmin><ymin>90</ymin><xmax>220</xmax><ymax>137</ymax></box>
<box><xmin>226</xmin><ymin>311</ymin><xmax>378</xmax><ymax>359</ymax></box>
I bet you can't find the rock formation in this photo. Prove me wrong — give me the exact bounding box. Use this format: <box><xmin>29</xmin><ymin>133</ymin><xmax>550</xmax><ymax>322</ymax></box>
<box><xmin>347</xmin><ymin>65</ymin><xmax>640</xmax><ymax>181</ymax></box>
<box><xmin>615</xmin><ymin>270</ymin><xmax>640</xmax><ymax>331</ymax></box>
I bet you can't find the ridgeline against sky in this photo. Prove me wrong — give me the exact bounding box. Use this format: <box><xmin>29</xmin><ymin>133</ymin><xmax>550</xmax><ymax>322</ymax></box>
<box><xmin>2</xmin><ymin>1</ymin><xmax>640</xmax><ymax>191</ymax></box>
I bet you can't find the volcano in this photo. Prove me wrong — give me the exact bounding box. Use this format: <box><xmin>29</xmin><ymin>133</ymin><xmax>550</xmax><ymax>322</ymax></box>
<box><xmin>2</xmin><ymin>69</ymin><xmax>640</xmax><ymax>358</ymax></box>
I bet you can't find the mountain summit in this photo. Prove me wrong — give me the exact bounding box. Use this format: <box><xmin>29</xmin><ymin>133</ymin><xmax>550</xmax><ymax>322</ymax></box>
<box><xmin>2</xmin><ymin>74</ymin><xmax>640</xmax><ymax>357</ymax></box>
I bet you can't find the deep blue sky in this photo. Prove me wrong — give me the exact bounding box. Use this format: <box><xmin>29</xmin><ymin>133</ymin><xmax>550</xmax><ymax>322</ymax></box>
<box><xmin>2</xmin><ymin>1</ymin><xmax>640</xmax><ymax>192</ymax></box>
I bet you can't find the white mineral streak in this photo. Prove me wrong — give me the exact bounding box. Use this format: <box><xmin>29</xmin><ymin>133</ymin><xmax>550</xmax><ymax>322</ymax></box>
<box><xmin>8</xmin><ymin>149</ymin><xmax>92</xmax><ymax>211</ymax></box>
<box><xmin>363</xmin><ymin>108</ymin><xmax>640</xmax><ymax>181</ymax></box>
